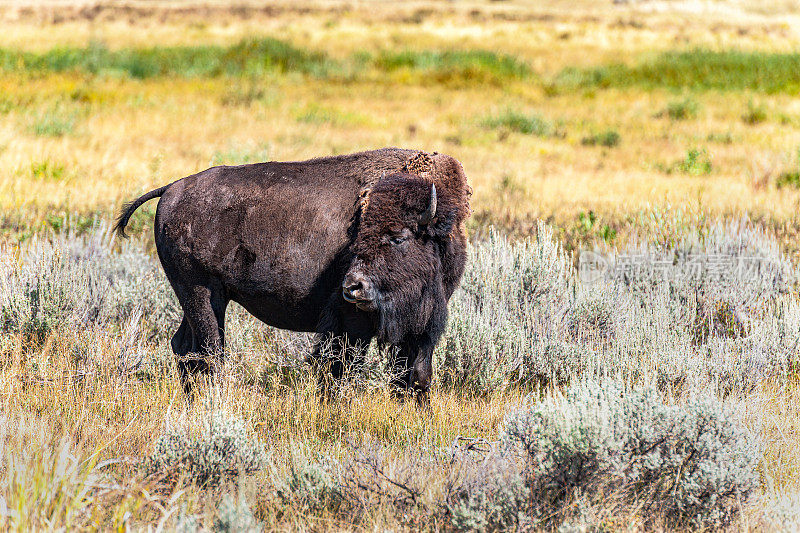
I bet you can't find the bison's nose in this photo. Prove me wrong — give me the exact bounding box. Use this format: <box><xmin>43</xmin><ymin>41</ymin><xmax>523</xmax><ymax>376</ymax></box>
<box><xmin>342</xmin><ymin>272</ymin><xmax>374</xmax><ymax>306</ymax></box>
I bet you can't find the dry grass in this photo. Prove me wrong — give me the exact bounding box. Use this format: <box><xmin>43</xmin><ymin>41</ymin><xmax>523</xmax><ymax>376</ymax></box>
<box><xmin>0</xmin><ymin>321</ymin><xmax>522</xmax><ymax>530</ymax></box>
<box><xmin>1</xmin><ymin>0</ymin><xmax>800</xmax><ymax>245</ymax></box>
<box><xmin>0</xmin><ymin>317</ymin><xmax>791</xmax><ymax>530</ymax></box>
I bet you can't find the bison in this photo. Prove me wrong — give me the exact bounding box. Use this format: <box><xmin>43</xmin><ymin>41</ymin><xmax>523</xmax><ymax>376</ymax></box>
<box><xmin>114</xmin><ymin>148</ymin><xmax>471</xmax><ymax>400</ymax></box>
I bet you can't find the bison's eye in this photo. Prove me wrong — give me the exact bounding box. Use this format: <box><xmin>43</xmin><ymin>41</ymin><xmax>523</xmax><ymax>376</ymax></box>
<box><xmin>387</xmin><ymin>228</ymin><xmax>412</xmax><ymax>246</ymax></box>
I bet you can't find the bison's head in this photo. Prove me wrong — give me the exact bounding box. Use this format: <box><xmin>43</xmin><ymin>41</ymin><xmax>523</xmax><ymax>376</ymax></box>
<box><xmin>342</xmin><ymin>173</ymin><xmax>457</xmax><ymax>343</ymax></box>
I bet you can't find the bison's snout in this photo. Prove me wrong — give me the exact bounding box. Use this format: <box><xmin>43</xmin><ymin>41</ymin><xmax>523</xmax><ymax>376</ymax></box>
<box><xmin>342</xmin><ymin>271</ymin><xmax>377</xmax><ymax>311</ymax></box>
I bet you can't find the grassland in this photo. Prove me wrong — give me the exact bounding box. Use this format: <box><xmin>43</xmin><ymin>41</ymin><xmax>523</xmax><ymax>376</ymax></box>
<box><xmin>3</xmin><ymin>0</ymin><xmax>800</xmax><ymax>530</ymax></box>
<box><xmin>1</xmin><ymin>1</ymin><xmax>800</xmax><ymax>250</ymax></box>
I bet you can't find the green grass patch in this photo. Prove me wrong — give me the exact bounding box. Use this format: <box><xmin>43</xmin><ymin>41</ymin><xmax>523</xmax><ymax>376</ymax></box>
<box><xmin>741</xmin><ymin>100</ymin><xmax>768</xmax><ymax>125</ymax></box>
<box><xmin>29</xmin><ymin>160</ymin><xmax>67</xmax><ymax>181</ymax></box>
<box><xmin>29</xmin><ymin>105</ymin><xmax>79</xmax><ymax>137</ymax></box>
<box><xmin>555</xmin><ymin>50</ymin><xmax>800</xmax><ymax>94</ymax></box>
<box><xmin>776</xmin><ymin>170</ymin><xmax>800</xmax><ymax>189</ymax></box>
<box><xmin>581</xmin><ymin>129</ymin><xmax>620</xmax><ymax>147</ymax></box>
<box><xmin>481</xmin><ymin>109</ymin><xmax>553</xmax><ymax>136</ymax></box>
<box><xmin>776</xmin><ymin>148</ymin><xmax>800</xmax><ymax>189</ymax></box>
<box><xmin>677</xmin><ymin>148</ymin><xmax>712</xmax><ymax>175</ymax></box>
<box><xmin>372</xmin><ymin>49</ymin><xmax>532</xmax><ymax>85</ymax></box>
<box><xmin>657</xmin><ymin>148</ymin><xmax>713</xmax><ymax>176</ymax></box>
<box><xmin>0</xmin><ymin>38</ymin><xmax>334</xmax><ymax>79</ymax></box>
<box><xmin>660</xmin><ymin>98</ymin><xmax>699</xmax><ymax>120</ymax></box>
<box><xmin>0</xmin><ymin>41</ymin><xmax>535</xmax><ymax>86</ymax></box>
<box><xmin>706</xmin><ymin>132</ymin><xmax>735</xmax><ymax>144</ymax></box>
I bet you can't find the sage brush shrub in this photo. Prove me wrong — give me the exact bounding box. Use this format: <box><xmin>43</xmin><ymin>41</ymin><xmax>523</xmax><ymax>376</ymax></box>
<box><xmin>214</xmin><ymin>494</ymin><xmax>263</xmax><ymax>532</ymax></box>
<box><xmin>501</xmin><ymin>381</ymin><xmax>761</xmax><ymax>528</ymax></box>
<box><xmin>173</xmin><ymin>506</ymin><xmax>200</xmax><ymax>533</ymax></box>
<box><xmin>0</xmin><ymin>228</ymin><xmax>179</xmax><ymax>342</ymax></box>
<box><xmin>437</xmin><ymin>218</ymin><xmax>798</xmax><ymax>394</ymax></box>
<box><xmin>146</xmin><ymin>411</ymin><xmax>266</xmax><ymax>486</ymax></box>
<box><xmin>445</xmin><ymin>450</ymin><xmax>529</xmax><ymax>532</ymax></box>
<box><xmin>277</xmin><ymin>449</ymin><xmax>341</xmax><ymax>514</ymax></box>
<box><xmin>436</xmin><ymin>224</ymin><xmax>576</xmax><ymax>392</ymax></box>
<box><xmin>568</xmin><ymin>285</ymin><xmax>618</xmax><ymax>342</ymax></box>
<box><xmin>761</xmin><ymin>492</ymin><xmax>800</xmax><ymax>532</ymax></box>
<box><xmin>580</xmin><ymin>219</ymin><xmax>798</xmax><ymax>391</ymax></box>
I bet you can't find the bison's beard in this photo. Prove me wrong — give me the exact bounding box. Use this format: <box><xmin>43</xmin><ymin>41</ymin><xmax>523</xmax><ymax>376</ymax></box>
<box><xmin>374</xmin><ymin>280</ymin><xmax>441</xmax><ymax>345</ymax></box>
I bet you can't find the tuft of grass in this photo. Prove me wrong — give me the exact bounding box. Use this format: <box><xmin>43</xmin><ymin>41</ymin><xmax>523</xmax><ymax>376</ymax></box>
<box><xmin>574</xmin><ymin>210</ymin><xmax>617</xmax><ymax>242</ymax></box>
<box><xmin>29</xmin><ymin>106</ymin><xmax>78</xmax><ymax>137</ymax></box>
<box><xmin>662</xmin><ymin>97</ymin><xmax>699</xmax><ymax>120</ymax></box>
<box><xmin>581</xmin><ymin>129</ymin><xmax>620</xmax><ymax>147</ymax></box>
<box><xmin>29</xmin><ymin>160</ymin><xmax>67</xmax><ymax>181</ymax></box>
<box><xmin>1</xmin><ymin>419</ymin><xmax>133</xmax><ymax>531</ymax></box>
<box><xmin>776</xmin><ymin>147</ymin><xmax>800</xmax><ymax>189</ymax></box>
<box><xmin>658</xmin><ymin>148</ymin><xmax>713</xmax><ymax>176</ymax></box>
<box><xmin>706</xmin><ymin>131</ymin><xmax>734</xmax><ymax>144</ymax></box>
<box><xmin>481</xmin><ymin>109</ymin><xmax>553</xmax><ymax>136</ymax></box>
<box><xmin>742</xmin><ymin>100</ymin><xmax>768</xmax><ymax>124</ymax></box>
<box><xmin>556</xmin><ymin>50</ymin><xmax>800</xmax><ymax>93</ymax></box>
<box><xmin>676</xmin><ymin>148</ymin><xmax>713</xmax><ymax>175</ymax></box>
<box><xmin>776</xmin><ymin>171</ymin><xmax>800</xmax><ymax>189</ymax></box>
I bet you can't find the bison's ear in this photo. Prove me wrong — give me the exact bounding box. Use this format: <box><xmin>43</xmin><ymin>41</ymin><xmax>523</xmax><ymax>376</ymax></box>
<box><xmin>427</xmin><ymin>209</ymin><xmax>456</xmax><ymax>239</ymax></box>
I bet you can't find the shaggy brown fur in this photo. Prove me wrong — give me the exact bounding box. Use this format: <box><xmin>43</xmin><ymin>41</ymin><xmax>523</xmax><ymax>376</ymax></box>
<box><xmin>114</xmin><ymin>148</ymin><xmax>471</xmax><ymax>399</ymax></box>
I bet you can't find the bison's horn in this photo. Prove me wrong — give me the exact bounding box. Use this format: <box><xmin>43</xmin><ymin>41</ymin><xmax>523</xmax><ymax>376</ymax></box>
<box><xmin>419</xmin><ymin>183</ymin><xmax>437</xmax><ymax>225</ymax></box>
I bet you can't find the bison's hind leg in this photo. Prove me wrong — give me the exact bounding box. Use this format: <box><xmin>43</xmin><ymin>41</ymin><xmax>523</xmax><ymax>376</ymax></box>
<box><xmin>172</xmin><ymin>316</ymin><xmax>207</xmax><ymax>396</ymax></box>
<box><xmin>169</xmin><ymin>282</ymin><xmax>229</xmax><ymax>397</ymax></box>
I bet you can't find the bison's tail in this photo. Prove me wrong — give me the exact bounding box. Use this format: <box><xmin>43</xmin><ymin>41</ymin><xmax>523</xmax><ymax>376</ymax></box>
<box><xmin>113</xmin><ymin>185</ymin><xmax>169</xmax><ymax>238</ymax></box>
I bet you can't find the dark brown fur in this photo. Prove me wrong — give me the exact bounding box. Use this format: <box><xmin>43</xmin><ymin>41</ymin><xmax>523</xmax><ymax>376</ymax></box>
<box><xmin>114</xmin><ymin>148</ymin><xmax>471</xmax><ymax>399</ymax></box>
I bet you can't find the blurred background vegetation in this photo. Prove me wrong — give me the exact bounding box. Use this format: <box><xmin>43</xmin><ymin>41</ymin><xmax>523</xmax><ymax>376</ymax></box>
<box><xmin>2</xmin><ymin>0</ymin><xmax>800</xmax><ymax>257</ymax></box>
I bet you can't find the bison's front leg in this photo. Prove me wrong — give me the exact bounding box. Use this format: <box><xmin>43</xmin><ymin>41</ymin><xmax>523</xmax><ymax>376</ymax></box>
<box><xmin>392</xmin><ymin>334</ymin><xmax>437</xmax><ymax>406</ymax></box>
<box><xmin>309</xmin><ymin>332</ymin><xmax>370</xmax><ymax>380</ymax></box>
<box><xmin>308</xmin><ymin>295</ymin><xmax>376</xmax><ymax>387</ymax></box>
<box><xmin>393</xmin><ymin>302</ymin><xmax>447</xmax><ymax>405</ymax></box>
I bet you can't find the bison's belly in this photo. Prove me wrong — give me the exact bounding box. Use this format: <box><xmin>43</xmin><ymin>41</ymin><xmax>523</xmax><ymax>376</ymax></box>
<box><xmin>218</xmin><ymin>244</ymin><xmax>344</xmax><ymax>333</ymax></box>
<box><xmin>230</xmin><ymin>290</ymin><xmax>322</xmax><ymax>332</ymax></box>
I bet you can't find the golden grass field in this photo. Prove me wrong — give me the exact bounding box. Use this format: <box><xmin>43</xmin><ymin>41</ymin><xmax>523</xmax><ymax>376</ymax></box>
<box><xmin>1</xmin><ymin>0</ymin><xmax>800</xmax><ymax>244</ymax></box>
<box><xmin>2</xmin><ymin>1</ymin><xmax>800</xmax><ymax>530</ymax></box>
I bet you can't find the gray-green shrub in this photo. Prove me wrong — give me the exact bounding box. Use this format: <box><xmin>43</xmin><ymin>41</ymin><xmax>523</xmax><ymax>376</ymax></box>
<box><xmin>438</xmin><ymin>217</ymin><xmax>797</xmax><ymax>395</ymax></box>
<box><xmin>214</xmin><ymin>494</ymin><xmax>262</xmax><ymax>532</ymax></box>
<box><xmin>146</xmin><ymin>411</ymin><xmax>266</xmax><ymax>487</ymax></box>
<box><xmin>501</xmin><ymin>380</ymin><xmax>761</xmax><ymax>528</ymax></box>
<box><xmin>436</xmin><ymin>224</ymin><xmax>576</xmax><ymax>393</ymax></box>
<box><xmin>277</xmin><ymin>450</ymin><xmax>340</xmax><ymax>514</ymax></box>
<box><xmin>0</xmin><ymin>228</ymin><xmax>179</xmax><ymax>343</ymax></box>
<box><xmin>445</xmin><ymin>450</ymin><xmax>529</xmax><ymax>532</ymax></box>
